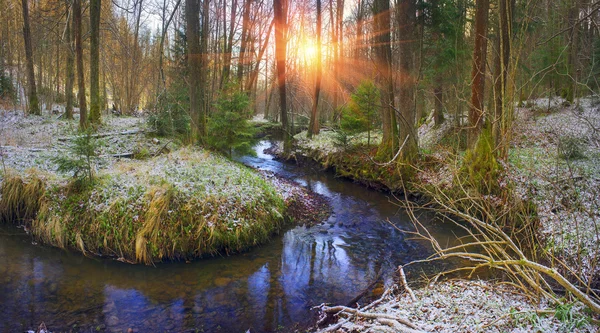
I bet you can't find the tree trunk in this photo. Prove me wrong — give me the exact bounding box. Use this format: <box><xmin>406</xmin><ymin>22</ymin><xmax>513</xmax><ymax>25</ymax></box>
<box><xmin>221</xmin><ymin>0</ymin><xmax>237</xmax><ymax>87</ymax></box>
<box><xmin>21</xmin><ymin>0</ymin><xmax>40</xmax><ymax>115</ymax></box>
<box><xmin>186</xmin><ymin>0</ymin><xmax>204</xmax><ymax>142</ymax></box>
<box><xmin>237</xmin><ymin>0</ymin><xmax>252</xmax><ymax>88</ymax></box>
<box><xmin>245</xmin><ymin>20</ymin><xmax>273</xmax><ymax>92</ymax></box>
<box><xmin>493</xmin><ymin>0</ymin><xmax>512</xmax><ymax>157</ymax></box>
<box><xmin>308</xmin><ymin>0</ymin><xmax>322</xmax><ymax>138</ymax></box>
<box><xmin>373</xmin><ymin>0</ymin><xmax>397</xmax><ymax>159</ymax></box>
<box><xmin>200</xmin><ymin>0</ymin><xmax>210</xmax><ymax>134</ymax></box>
<box><xmin>434</xmin><ymin>83</ymin><xmax>444</xmax><ymax>126</ymax></box>
<box><xmin>274</xmin><ymin>0</ymin><xmax>290</xmax><ymax>153</ymax></box>
<box><xmin>397</xmin><ymin>0</ymin><xmax>418</xmax><ymax>161</ymax></box>
<box><xmin>468</xmin><ymin>0</ymin><xmax>490</xmax><ymax>147</ymax></box>
<box><xmin>567</xmin><ymin>0</ymin><xmax>581</xmax><ymax>103</ymax></box>
<box><xmin>65</xmin><ymin>1</ymin><xmax>75</xmax><ymax>120</ymax></box>
<box><xmin>89</xmin><ymin>0</ymin><xmax>101</xmax><ymax>124</ymax></box>
<box><xmin>74</xmin><ymin>0</ymin><xmax>87</xmax><ymax>129</ymax></box>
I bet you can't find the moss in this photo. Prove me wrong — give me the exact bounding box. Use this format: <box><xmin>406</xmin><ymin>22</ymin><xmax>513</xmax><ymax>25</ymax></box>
<box><xmin>460</xmin><ymin>128</ymin><xmax>500</xmax><ymax>195</ymax></box>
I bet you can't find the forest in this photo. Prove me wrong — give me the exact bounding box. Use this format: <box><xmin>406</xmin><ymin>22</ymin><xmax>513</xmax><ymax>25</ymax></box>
<box><xmin>1</xmin><ymin>0</ymin><xmax>600</xmax><ymax>331</ymax></box>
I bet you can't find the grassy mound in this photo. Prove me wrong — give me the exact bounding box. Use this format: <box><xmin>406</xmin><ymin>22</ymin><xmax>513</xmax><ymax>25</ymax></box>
<box><xmin>1</xmin><ymin>148</ymin><xmax>285</xmax><ymax>264</ymax></box>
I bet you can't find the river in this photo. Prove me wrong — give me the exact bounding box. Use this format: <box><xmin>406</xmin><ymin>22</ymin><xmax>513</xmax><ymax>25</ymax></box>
<box><xmin>0</xmin><ymin>140</ymin><xmax>461</xmax><ymax>332</ymax></box>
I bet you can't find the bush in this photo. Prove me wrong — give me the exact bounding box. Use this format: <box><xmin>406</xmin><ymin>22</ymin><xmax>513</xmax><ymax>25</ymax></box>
<box><xmin>207</xmin><ymin>87</ymin><xmax>256</xmax><ymax>157</ymax></box>
<box><xmin>0</xmin><ymin>71</ymin><xmax>15</xmax><ymax>102</ymax></box>
<box><xmin>148</xmin><ymin>94</ymin><xmax>191</xmax><ymax>139</ymax></box>
<box><xmin>52</xmin><ymin>130</ymin><xmax>99</xmax><ymax>187</ymax></box>
<box><xmin>558</xmin><ymin>136</ymin><xmax>585</xmax><ymax>160</ymax></box>
<box><xmin>339</xmin><ymin>81</ymin><xmax>380</xmax><ymax>145</ymax></box>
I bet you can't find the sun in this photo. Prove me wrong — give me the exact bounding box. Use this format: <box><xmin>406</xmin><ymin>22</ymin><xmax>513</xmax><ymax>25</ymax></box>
<box><xmin>299</xmin><ymin>41</ymin><xmax>318</xmax><ymax>62</ymax></box>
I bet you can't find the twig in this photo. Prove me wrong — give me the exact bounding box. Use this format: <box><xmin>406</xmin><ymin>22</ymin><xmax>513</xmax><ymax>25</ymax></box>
<box><xmin>153</xmin><ymin>140</ymin><xmax>172</xmax><ymax>157</ymax></box>
<box><xmin>398</xmin><ymin>265</ymin><xmax>416</xmax><ymax>302</ymax></box>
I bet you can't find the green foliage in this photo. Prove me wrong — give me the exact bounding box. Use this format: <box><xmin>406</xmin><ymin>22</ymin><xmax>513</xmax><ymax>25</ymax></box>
<box><xmin>554</xmin><ymin>303</ymin><xmax>589</xmax><ymax>330</ymax></box>
<box><xmin>0</xmin><ymin>69</ymin><xmax>15</xmax><ymax>102</ymax></box>
<box><xmin>147</xmin><ymin>28</ymin><xmax>191</xmax><ymax>140</ymax></box>
<box><xmin>460</xmin><ymin>128</ymin><xmax>500</xmax><ymax>195</ymax></box>
<box><xmin>148</xmin><ymin>94</ymin><xmax>191</xmax><ymax>138</ymax></box>
<box><xmin>207</xmin><ymin>87</ymin><xmax>257</xmax><ymax>157</ymax></box>
<box><xmin>52</xmin><ymin>130</ymin><xmax>99</xmax><ymax>186</ymax></box>
<box><xmin>591</xmin><ymin>38</ymin><xmax>600</xmax><ymax>92</ymax></box>
<box><xmin>558</xmin><ymin>136</ymin><xmax>585</xmax><ymax>160</ymax></box>
<box><xmin>338</xmin><ymin>80</ymin><xmax>380</xmax><ymax>147</ymax></box>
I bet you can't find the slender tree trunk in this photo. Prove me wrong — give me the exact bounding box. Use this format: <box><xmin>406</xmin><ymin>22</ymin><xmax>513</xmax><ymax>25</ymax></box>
<box><xmin>221</xmin><ymin>0</ymin><xmax>237</xmax><ymax>87</ymax></box>
<box><xmin>434</xmin><ymin>83</ymin><xmax>444</xmax><ymax>126</ymax></box>
<box><xmin>237</xmin><ymin>0</ymin><xmax>252</xmax><ymax>87</ymax></box>
<box><xmin>308</xmin><ymin>0</ymin><xmax>322</xmax><ymax>138</ymax></box>
<box><xmin>373</xmin><ymin>0</ymin><xmax>398</xmax><ymax>159</ymax></box>
<box><xmin>492</xmin><ymin>0</ymin><xmax>512</xmax><ymax>156</ymax></box>
<box><xmin>468</xmin><ymin>0</ymin><xmax>490</xmax><ymax>147</ymax></box>
<box><xmin>397</xmin><ymin>0</ymin><xmax>418</xmax><ymax>161</ymax></box>
<box><xmin>200</xmin><ymin>0</ymin><xmax>210</xmax><ymax>134</ymax></box>
<box><xmin>186</xmin><ymin>0</ymin><xmax>204</xmax><ymax>142</ymax></box>
<box><xmin>567</xmin><ymin>0</ymin><xmax>581</xmax><ymax>103</ymax></box>
<box><xmin>274</xmin><ymin>0</ymin><xmax>290</xmax><ymax>153</ymax></box>
<box><xmin>74</xmin><ymin>0</ymin><xmax>87</xmax><ymax>129</ymax></box>
<box><xmin>246</xmin><ymin>20</ymin><xmax>273</xmax><ymax>92</ymax></box>
<box><xmin>89</xmin><ymin>0</ymin><xmax>101</xmax><ymax>124</ymax></box>
<box><xmin>21</xmin><ymin>0</ymin><xmax>40</xmax><ymax>115</ymax></box>
<box><xmin>65</xmin><ymin>1</ymin><xmax>75</xmax><ymax>120</ymax></box>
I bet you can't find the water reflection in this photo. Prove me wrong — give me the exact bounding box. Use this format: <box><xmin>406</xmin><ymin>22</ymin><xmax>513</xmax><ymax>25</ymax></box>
<box><xmin>0</xmin><ymin>141</ymin><xmax>461</xmax><ymax>332</ymax></box>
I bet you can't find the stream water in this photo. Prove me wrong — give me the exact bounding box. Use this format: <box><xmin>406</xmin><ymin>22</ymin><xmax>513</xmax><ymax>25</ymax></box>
<box><xmin>0</xmin><ymin>141</ymin><xmax>462</xmax><ymax>333</ymax></box>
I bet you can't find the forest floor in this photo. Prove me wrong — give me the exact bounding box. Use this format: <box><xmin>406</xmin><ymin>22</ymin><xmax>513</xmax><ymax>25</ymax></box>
<box><xmin>0</xmin><ymin>109</ymin><xmax>329</xmax><ymax>264</ymax></box>
<box><xmin>282</xmin><ymin>97</ymin><xmax>600</xmax><ymax>332</ymax></box>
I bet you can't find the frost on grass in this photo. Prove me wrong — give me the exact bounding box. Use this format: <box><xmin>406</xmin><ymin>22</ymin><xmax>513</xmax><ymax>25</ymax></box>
<box><xmin>509</xmin><ymin>97</ymin><xmax>600</xmax><ymax>281</ymax></box>
<box><xmin>0</xmin><ymin>110</ymin><xmax>290</xmax><ymax>263</ymax></box>
<box><xmin>317</xmin><ymin>280</ymin><xmax>595</xmax><ymax>333</ymax></box>
<box><xmin>26</xmin><ymin>147</ymin><xmax>286</xmax><ymax>263</ymax></box>
<box><xmin>294</xmin><ymin>129</ymin><xmax>383</xmax><ymax>157</ymax></box>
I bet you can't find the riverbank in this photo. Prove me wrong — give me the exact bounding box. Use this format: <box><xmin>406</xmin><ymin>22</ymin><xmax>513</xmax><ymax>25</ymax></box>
<box><xmin>315</xmin><ymin>279</ymin><xmax>597</xmax><ymax>332</ymax></box>
<box><xmin>0</xmin><ymin>110</ymin><xmax>329</xmax><ymax>264</ymax></box>
<box><xmin>274</xmin><ymin>97</ymin><xmax>600</xmax><ymax>332</ymax></box>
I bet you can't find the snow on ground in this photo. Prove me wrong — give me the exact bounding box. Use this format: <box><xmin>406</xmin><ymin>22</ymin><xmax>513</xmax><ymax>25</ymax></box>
<box><xmin>509</xmin><ymin>97</ymin><xmax>600</xmax><ymax>281</ymax></box>
<box><xmin>0</xmin><ymin>110</ymin><xmax>164</xmax><ymax>182</ymax></box>
<box><xmin>293</xmin><ymin>129</ymin><xmax>383</xmax><ymax>156</ymax></box>
<box><xmin>316</xmin><ymin>280</ymin><xmax>596</xmax><ymax>333</ymax></box>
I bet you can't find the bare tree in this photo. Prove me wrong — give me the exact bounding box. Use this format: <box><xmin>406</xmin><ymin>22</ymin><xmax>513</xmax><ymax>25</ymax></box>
<box><xmin>274</xmin><ymin>0</ymin><xmax>290</xmax><ymax>152</ymax></box>
<box><xmin>307</xmin><ymin>0</ymin><xmax>322</xmax><ymax>138</ymax></box>
<box><xmin>373</xmin><ymin>0</ymin><xmax>398</xmax><ymax>159</ymax></box>
<box><xmin>89</xmin><ymin>0</ymin><xmax>101</xmax><ymax>124</ymax></box>
<box><xmin>186</xmin><ymin>0</ymin><xmax>205</xmax><ymax>141</ymax></box>
<box><xmin>21</xmin><ymin>0</ymin><xmax>40</xmax><ymax>115</ymax></box>
<box><xmin>65</xmin><ymin>0</ymin><xmax>75</xmax><ymax>120</ymax></box>
<box><xmin>74</xmin><ymin>0</ymin><xmax>88</xmax><ymax>129</ymax></box>
<box><xmin>468</xmin><ymin>0</ymin><xmax>490</xmax><ymax>147</ymax></box>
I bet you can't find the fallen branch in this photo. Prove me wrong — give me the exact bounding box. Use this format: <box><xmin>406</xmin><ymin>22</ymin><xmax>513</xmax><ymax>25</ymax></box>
<box><xmin>153</xmin><ymin>140</ymin><xmax>172</xmax><ymax>157</ymax></box>
<box><xmin>398</xmin><ymin>265</ymin><xmax>416</xmax><ymax>302</ymax></box>
<box><xmin>320</xmin><ymin>305</ymin><xmax>426</xmax><ymax>333</ymax></box>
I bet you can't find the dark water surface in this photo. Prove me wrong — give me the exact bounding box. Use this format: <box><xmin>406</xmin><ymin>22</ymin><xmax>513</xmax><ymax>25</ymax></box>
<box><xmin>0</xmin><ymin>141</ymin><xmax>461</xmax><ymax>332</ymax></box>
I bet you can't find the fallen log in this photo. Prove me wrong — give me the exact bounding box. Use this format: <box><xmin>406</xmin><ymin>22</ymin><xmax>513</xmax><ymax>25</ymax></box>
<box><xmin>58</xmin><ymin>129</ymin><xmax>146</xmax><ymax>141</ymax></box>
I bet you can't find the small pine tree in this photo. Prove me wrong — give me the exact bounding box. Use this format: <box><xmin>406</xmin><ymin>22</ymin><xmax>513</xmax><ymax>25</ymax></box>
<box><xmin>340</xmin><ymin>80</ymin><xmax>380</xmax><ymax>145</ymax></box>
<box><xmin>0</xmin><ymin>65</ymin><xmax>15</xmax><ymax>102</ymax></box>
<box><xmin>207</xmin><ymin>87</ymin><xmax>256</xmax><ymax>157</ymax></box>
<box><xmin>52</xmin><ymin>130</ymin><xmax>99</xmax><ymax>186</ymax></box>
